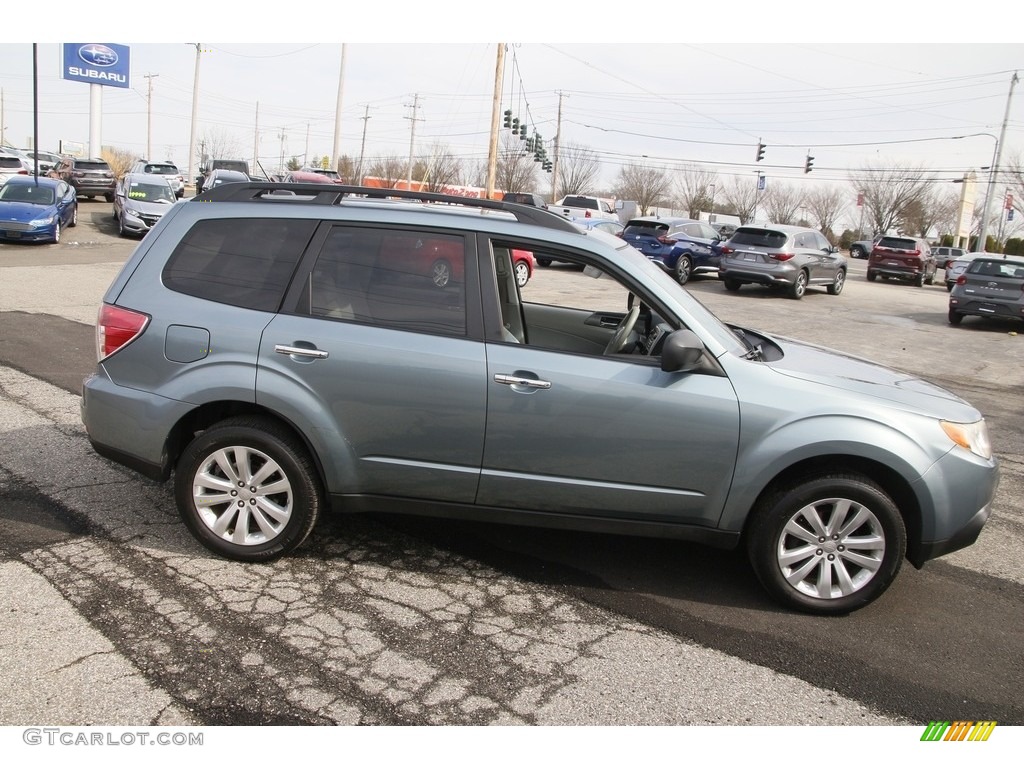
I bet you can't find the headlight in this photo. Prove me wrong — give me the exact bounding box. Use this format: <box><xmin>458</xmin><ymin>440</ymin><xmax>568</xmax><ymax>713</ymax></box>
<box><xmin>30</xmin><ymin>215</ymin><xmax>55</xmax><ymax>226</ymax></box>
<box><xmin>941</xmin><ymin>419</ymin><xmax>992</xmax><ymax>460</ymax></box>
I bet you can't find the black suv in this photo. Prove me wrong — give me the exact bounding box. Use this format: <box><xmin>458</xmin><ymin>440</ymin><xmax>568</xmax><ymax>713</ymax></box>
<box><xmin>48</xmin><ymin>157</ymin><xmax>116</xmax><ymax>201</ymax></box>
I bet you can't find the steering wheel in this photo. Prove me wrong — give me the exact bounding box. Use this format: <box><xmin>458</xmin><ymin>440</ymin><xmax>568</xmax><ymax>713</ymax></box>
<box><xmin>603</xmin><ymin>305</ymin><xmax>640</xmax><ymax>355</ymax></box>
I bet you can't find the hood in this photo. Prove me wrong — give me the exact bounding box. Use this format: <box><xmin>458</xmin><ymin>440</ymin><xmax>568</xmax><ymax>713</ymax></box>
<box><xmin>0</xmin><ymin>201</ymin><xmax>55</xmax><ymax>223</ymax></box>
<box><xmin>765</xmin><ymin>334</ymin><xmax>977</xmax><ymax>417</ymax></box>
<box><xmin>122</xmin><ymin>198</ymin><xmax>174</xmax><ymax>214</ymax></box>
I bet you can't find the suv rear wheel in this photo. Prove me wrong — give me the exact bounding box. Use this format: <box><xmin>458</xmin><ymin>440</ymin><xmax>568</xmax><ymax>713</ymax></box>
<box><xmin>174</xmin><ymin>416</ymin><xmax>322</xmax><ymax>562</ymax></box>
<box><xmin>674</xmin><ymin>255</ymin><xmax>692</xmax><ymax>285</ymax></box>
<box><xmin>788</xmin><ymin>270</ymin><xmax>808</xmax><ymax>299</ymax></box>
<box><xmin>827</xmin><ymin>269</ymin><xmax>845</xmax><ymax>296</ymax></box>
<box><xmin>746</xmin><ymin>473</ymin><xmax>905</xmax><ymax>614</ymax></box>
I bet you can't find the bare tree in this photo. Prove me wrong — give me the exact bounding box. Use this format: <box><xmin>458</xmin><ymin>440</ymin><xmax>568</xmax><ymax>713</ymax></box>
<box><xmin>674</xmin><ymin>164</ymin><xmax>719</xmax><ymax>219</ymax></box>
<box><xmin>198</xmin><ymin>128</ymin><xmax>243</xmax><ymax>167</ymax></box>
<box><xmin>100</xmin><ymin>146</ymin><xmax>136</xmax><ymax>177</ymax></box>
<box><xmin>418</xmin><ymin>142</ymin><xmax>463</xmax><ymax>193</ymax></box>
<box><xmin>554</xmin><ymin>141</ymin><xmax>601</xmax><ymax>200</ymax></box>
<box><xmin>366</xmin><ymin>154</ymin><xmax>407</xmax><ymax>188</ymax></box>
<box><xmin>1001</xmin><ymin>150</ymin><xmax>1024</xmax><ymax>219</ymax></box>
<box><xmin>614</xmin><ymin>163</ymin><xmax>670</xmax><ymax>215</ymax></box>
<box><xmin>496</xmin><ymin>133</ymin><xmax>539</xmax><ymax>194</ymax></box>
<box><xmin>803</xmin><ymin>185</ymin><xmax>847</xmax><ymax>242</ymax></box>
<box><xmin>762</xmin><ymin>182</ymin><xmax>805</xmax><ymax>224</ymax></box>
<box><xmin>849</xmin><ymin>162</ymin><xmax>932</xmax><ymax>234</ymax></box>
<box><xmin>336</xmin><ymin>154</ymin><xmax>356</xmax><ymax>183</ymax></box>
<box><xmin>722</xmin><ymin>177</ymin><xmax>759</xmax><ymax>224</ymax></box>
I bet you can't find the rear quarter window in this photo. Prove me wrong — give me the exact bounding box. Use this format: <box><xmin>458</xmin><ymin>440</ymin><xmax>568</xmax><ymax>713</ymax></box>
<box><xmin>623</xmin><ymin>221</ymin><xmax>668</xmax><ymax>237</ymax></box>
<box><xmin>877</xmin><ymin>237</ymin><xmax>918</xmax><ymax>250</ymax></box>
<box><xmin>162</xmin><ymin>218</ymin><xmax>317</xmax><ymax>311</ymax></box>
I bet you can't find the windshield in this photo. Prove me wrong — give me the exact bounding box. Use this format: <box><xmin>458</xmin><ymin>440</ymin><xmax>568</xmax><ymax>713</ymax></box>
<box><xmin>0</xmin><ymin>184</ymin><xmax>55</xmax><ymax>204</ymax></box>
<box><xmin>126</xmin><ymin>182</ymin><xmax>175</xmax><ymax>203</ymax></box>
<box><xmin>145</xmin><ymin>164</ymin><xmax>178</xmax><ymax>175</ymax></box>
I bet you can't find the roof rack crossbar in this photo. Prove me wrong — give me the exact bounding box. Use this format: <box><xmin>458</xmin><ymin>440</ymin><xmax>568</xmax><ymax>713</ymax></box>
<box><xmin>193</xmin><ymin>183</ymin><xmax>581</xmax><ymax>233</ymax></box>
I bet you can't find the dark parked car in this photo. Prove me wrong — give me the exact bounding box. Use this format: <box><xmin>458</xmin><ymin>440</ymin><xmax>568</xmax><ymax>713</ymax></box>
<box><xmin>112</xmin><ymin>172</ymin><xmax>177</xmax><ymax>238</ymax></box>
<box><xmin>0</xmin><ymin>176</ymin><xmax>78</xmax><ymax>243</ymax></box>
<box><xmin>948</xmin><ymin>256</ymin><xmax>1024</xmax><ymax>326</ymax></box>
<box><xmin>130</xmin><ymin>160</ymin><xmax>185</xmax><ymax>198</ymax></box>
<box><xmin>48</xmin><ymin>157</ymin><xmax>116</xmax><ymax>201</ymax></box>
<box><xmin>849</xmin><ymin>234</ymin><xmax>881</xmax><ymax>260</ymax></box>
<box><xmin>866</xmin><ymin>236</ymin><xmax>936</xmax><ymax>286</ymax></box>
<box><xmin>620</xmin><ymin>216</ymin><xmax>722</xmax><ymax>285</ymax></box>
<box><xmin>718</xmin><ymin>224</ymin><xmax>846</xmax><ymax>299</ymax></box>
<box><xmin>81</xmin><ymin>182</ymin><xmax>997</xmax><ymax>615</ymax></box>
<box><xmin>201</xmin><ymin>169</ymin><xmax>251</xmax><ymax>191</ymax></box>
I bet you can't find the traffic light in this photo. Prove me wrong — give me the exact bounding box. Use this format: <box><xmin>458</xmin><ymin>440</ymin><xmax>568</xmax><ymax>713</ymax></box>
<box><xmin>525</xmin><ymin>137</ymin><xmax>534</xmax><ymax>152</ymax></box>
<box><xmin>756</xmin><ymin>141</ymin><xmax>765</xmax><ymax>162</ymax></box>
<box><xmin>543</xmin><ymin>160</ymin><xmax>552</xmax><ymax>173</ymax></box>
<box><xmin>512</xmin><ymin>117</ymin><xmax>520</xmax><ymax>132</ymax></box>
<box><xmin>519</xmin><ymin>123</ymin><xmax>528</xmax><ymax>138</ymax></box>
<box><xmin>503</xmin><ymin>109</ymin><xmax>512</xmax><ymax>129</ymax></box>
<box><xmin>804</xmin><ymin>153</ymin><xmax>814</xmax><ymax>173</ymax></box>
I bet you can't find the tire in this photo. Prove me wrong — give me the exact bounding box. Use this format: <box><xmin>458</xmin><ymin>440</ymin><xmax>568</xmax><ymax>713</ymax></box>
<box><xmin>924</xmin><ymin>272</ymin><xmax>934</xmax><ymax>286</ymax></box>
<box><xmin>52</xmin><ymin>221</ymin><xmax>61</xmax><ymax>244</ymax></box>
<box><xmin>536</xmin><ymin>258</ymin><xmax>551</xmax><ymax>267</ymax></box>
<box><xmin>117</xmin><ymin>213</ymin><xmax>127</xmax><ymax>238</ymax></box>
<box><xmin>866</xmin><ymin>271</ymin><xmax>877</xmax><ymax>282</ymax></box>
<box><xmin>674</xmin><ymin>254</ymin><xmax>693</xmax><ymax>285</ymax></box>
<box><xmin>69</xmin><ymin>206</ymin><xmax>78</xmax><ymax>228</ymax></box>
<box><xmin>514</xmin><ymin>260</ymin><xmax>530</xmax><ymax>287</ymax></box>
<box><xmin>948</xmin><ymin>309</ymin><xmax>963</xmax><ymax>326</ymax></box>
<box><xmin>174</xmin><ymin>416</ymin><xmax>322</xmax><ymax>562</ymax></box>
<box><xmin>746</xmin><ymin>473</ymin><xmax>906</xmax><ymax>614</ymax></box>
<box><xmin>104</xmin><ymin>193</ymin><xmax>114</xmax><ymax>203</ymax></box>
<box><xmin>946</xmin><ymin>283</ymin><xmax>953</xmax><ymax>293</ymax></box>
<box><xmin>826</xmin><ymin>269</ymin><xmax>846</xmax><ymax>296</ymax></box>
<box><xmin>430</xmin><ymin>259</ymin><xmax>452</xmax><ymax>288</ymax></box>
<box><xmin>914</xmin><ymin>274</ymin><xmax>924</xmax><ymax>288</ymax></box>
<box><xmin>788</xmin><ymin>270</ymin><xmax>808</xmax><ymax>299</ymax></box>
<box><xmin>850</xmin><ymin>246</ymin><xmax>864</xmax><ymax>259</ymax></box>
<box><xmin>723</xmin><ymin>278</ymin><xmax>742</xmax><ymax>292</ymax></box>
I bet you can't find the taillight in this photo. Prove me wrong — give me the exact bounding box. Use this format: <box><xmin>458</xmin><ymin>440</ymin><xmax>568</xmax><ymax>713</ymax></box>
<box><xmin>657</xmin><ymin>236</ymin><xmax>677</xmax><ymax>245</ymax></box>
<box><xmin>97</xmin><ymin>304</ymin><xmax>149</xmax><ymax>361</ymax></box>
<box><xmin>956</xmin><ymin>275</ymin><xmax>967</xmax><ymax>285</ymax></box>
<box><xmin>721</xmin><ymin>246</ymin><xmax>734</xmax><ymax>255</ymax></box>
<box><xmin>770</xmin><ymin>253</ymin><xmax>795</xmax><ymax>261</ymax></box>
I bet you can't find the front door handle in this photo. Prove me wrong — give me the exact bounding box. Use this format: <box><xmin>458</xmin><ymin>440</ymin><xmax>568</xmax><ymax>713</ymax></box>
<box><xmin>494</xmin><ymin>373</ymin><xmax>551</xmax><ymax>390</ymax></box>
<box><xmin>275</xmin><ymin>344</ymin><xmax>329</xmax><ymax>360</ymax></box>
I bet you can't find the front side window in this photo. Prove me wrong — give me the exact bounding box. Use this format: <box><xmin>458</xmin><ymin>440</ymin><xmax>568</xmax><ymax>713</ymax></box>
<box><xmin>303</xmin><ymin>226</ymin><xmax>467</xmax><ymax>337</ymax></box>
<box><xmin>163</xmin><ymin>218</ymin><xmax>316</xmax><ymax>311</ymax></box>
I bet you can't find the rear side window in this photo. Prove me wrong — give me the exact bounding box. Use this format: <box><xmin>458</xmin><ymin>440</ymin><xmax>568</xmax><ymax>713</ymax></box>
<box><xmin>145</xmin><ymin>164</ymin><xmax>177</xmax><ymax>175</ymax></box>
<box><xmin>562</xmin><ymin>196</ymin><xmax>598</xmax><ymax>209</ymax></box>
<box><xmin>0</xmin><ymin>157</ymin><xmax>23</xmax><ymax>169</ymax></box>
<box><xmin>729</xmin><ymin>229</ymin><xmax>788</xmax><ymax>248</ymax></box>
<box><xmin>302</xmin><ymin>226</ymin><xmax>467</xmax><ymax>337</ymax></box>
<box><xmin>163</xmin><ymin>218</ymin><xmax>316</xmax><ymax>311</ymax></box>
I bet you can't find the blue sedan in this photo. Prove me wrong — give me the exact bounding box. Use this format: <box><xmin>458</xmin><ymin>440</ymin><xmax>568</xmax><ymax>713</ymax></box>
<box><xmin>0</xmin><ymin>176</ymin><xmax>78</xmax><ymax>243</ymax></box>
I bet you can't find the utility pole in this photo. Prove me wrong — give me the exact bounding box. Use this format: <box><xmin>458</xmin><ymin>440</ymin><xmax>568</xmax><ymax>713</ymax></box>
<box><xmin>304</xmin><ymin>122</ymin><xmax>310</xmax><ymax>167</ymax></box>
<box><xmin>356</xmin><ymin>105</ymin><xmax>371</xmax><ymax>184</ymax></box>
<box><xmin>186</xmin><ymin>44</ymin><xmax>202</xmax><ymax>189</ymax></box>
<box><xmin>331</xmin><ymin>44</ymin><xmax>347</xmax><ymax>172</ymax></box>
<box><xmin>1</xmin><ymin>88</ymin><xmax>6</xmax><ymax>146</ymax></box>
<box><xmin>143</xmin><ymin>73</ymin><xmax>158</xmax><ymax>160</ymax></box>
<box><xmin>551</xmin><ymin>91</ymin><xmax>566</xmax><ymax>202</ymax></box>
<box><xmin>404</xmin><ymin>94</ymin><xmax>422</xmax><ymax>191</ymax></box>
<box><xmin>252</xmin><ymin>101</ymin><xmax>259</xmax><ymax>176</ymax></box>
<box><xmin>485</xmin><ymin>43</ymin><xmax>505</xmax><ymax>200</ymax></box>
<box><xmin>278</xmin><ymin>128</ymin><xmax>287</xmax><ymax>175</ymax></box>
<box><xmin>978</xmin><ymin>71</ymin><xmax>1018</xmax><ymax>252</ymax></box>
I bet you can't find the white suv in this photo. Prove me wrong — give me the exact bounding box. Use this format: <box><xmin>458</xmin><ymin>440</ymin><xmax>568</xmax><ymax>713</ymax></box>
<box><xmin>130</xmin><ymin>160</ymin><xmax>185</xmax><ymax>198</ymax></box>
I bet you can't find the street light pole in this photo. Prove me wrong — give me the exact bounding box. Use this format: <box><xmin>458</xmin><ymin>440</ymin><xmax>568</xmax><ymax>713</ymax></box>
<box><xmin>977</xmin><ymin>71</ymin><xmax>1018</xmax><ymax>252</ymax></box>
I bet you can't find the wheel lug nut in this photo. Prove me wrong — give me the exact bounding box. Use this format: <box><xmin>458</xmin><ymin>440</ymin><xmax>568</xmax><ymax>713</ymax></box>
<box><xmin>838</xmin><ymin>545</ymin><xmax>845</xmax><ymax>552</ymax></box>
<box><xmin>832</xmin><ymin>534</ymin><xmax>839</xmax><ymax>540</ymax></box>
<box><xmin>816</xmin><ymin>549</ymin><xmax>823</xmax><ymax>556</ymax></box>
<box><xmin>827</xmin><ymin>554</ymin><xmax>835</xmax><ymax>561</ymax></box>
<box><xmin>818</xmin><ymin>537</ymin><xmax>826</xmax><ymax>543</ymax></box>
<box><xmin>230</xmin><ymin>490</ymin><xmax>237</xmax><ymax>496</ymax></box>
<box><xmin>237</xmin><ymin>500</ymin><xmax>244</xmax><ymax>507</ymax></box>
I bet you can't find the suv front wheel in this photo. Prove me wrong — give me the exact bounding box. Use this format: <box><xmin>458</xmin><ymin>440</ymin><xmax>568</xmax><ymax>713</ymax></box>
<box><xmin>174</xmin><ymin>416</ymin><xmax>322</xmax><ymax>562</ymax></box>
<box><xmin>746</xmin><ymin>473</ymin><xmax>906</xmax><ymax>614</ymax></box>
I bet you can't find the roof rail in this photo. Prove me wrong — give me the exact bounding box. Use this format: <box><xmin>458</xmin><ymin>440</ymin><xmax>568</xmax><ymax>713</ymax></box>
<box><xmin>194</xmin><ymin>182</ymin><xmax>581</xmax><ymax>234</ymax></box>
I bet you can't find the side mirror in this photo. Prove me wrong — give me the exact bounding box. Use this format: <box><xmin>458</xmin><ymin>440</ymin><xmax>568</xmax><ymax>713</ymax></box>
<box><xmin>661</xmin><ymin>329</ymin><xmax>706</xmax><ymax>373</ymax></box>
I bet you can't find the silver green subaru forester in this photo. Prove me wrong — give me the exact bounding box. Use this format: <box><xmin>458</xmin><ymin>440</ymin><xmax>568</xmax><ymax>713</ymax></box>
<box><xmin>81</xmin><ymin>183</ymin><xmax>998</xmax><ymax>615</ymax></box>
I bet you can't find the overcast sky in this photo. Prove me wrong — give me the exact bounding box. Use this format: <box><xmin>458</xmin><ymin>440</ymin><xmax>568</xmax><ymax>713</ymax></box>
<box><xmin>3</xmin><ymin>3</ymin><xmax>1023</xmax><ymax>197</ymax></box>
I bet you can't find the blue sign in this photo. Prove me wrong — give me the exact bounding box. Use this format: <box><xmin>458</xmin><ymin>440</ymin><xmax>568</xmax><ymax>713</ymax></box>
<box><xmin>1009</xmin><ymin>209</ymin><xmax>1015</xmax><ymax>221</ymax></box>
<box><xmin>757</xmin><ymin>175</ymin><xmax>766</xmax><ymax>191</ymax></box>
<box><xmin>62</xmin><ymin>43</ymin><xmax>131</xmax><ymax>89</ymax></box>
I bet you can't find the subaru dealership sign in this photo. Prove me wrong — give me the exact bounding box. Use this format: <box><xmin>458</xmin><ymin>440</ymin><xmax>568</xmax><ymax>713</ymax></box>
<box><xmin>62</xmin><ymin>44</ymin><xmax>131</xmax><ymax>89</ymax></box>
